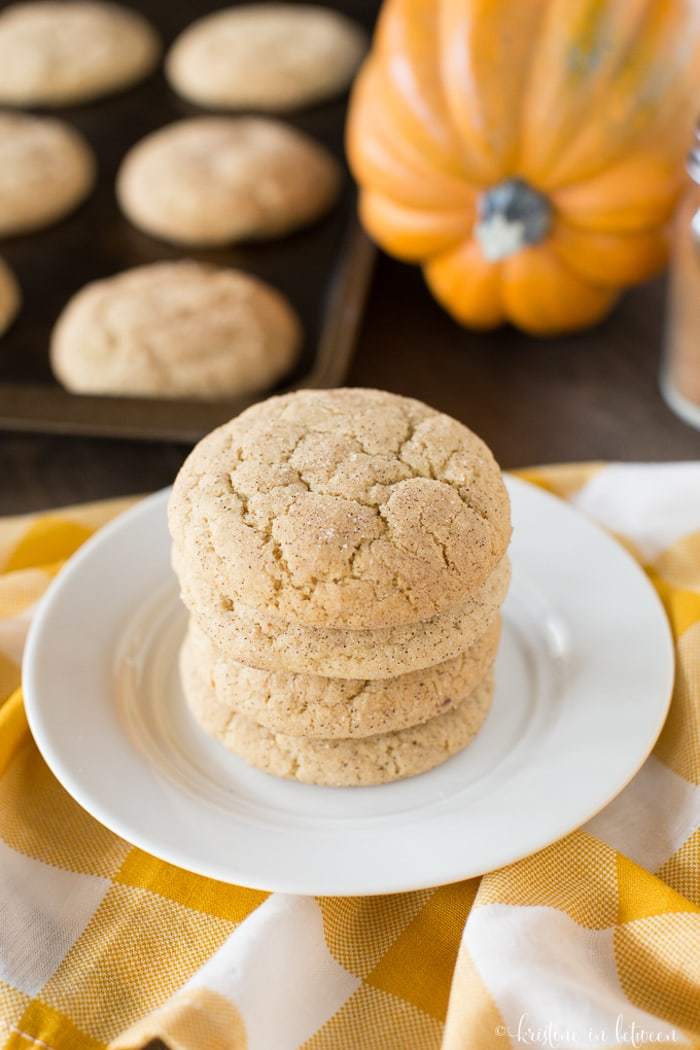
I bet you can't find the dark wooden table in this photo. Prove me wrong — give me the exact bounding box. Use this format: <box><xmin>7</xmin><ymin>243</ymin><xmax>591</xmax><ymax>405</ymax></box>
<box><xmin>0</xmin><ymin>256</ymin><xmax>698</xmax><ymax>516</ymax></box>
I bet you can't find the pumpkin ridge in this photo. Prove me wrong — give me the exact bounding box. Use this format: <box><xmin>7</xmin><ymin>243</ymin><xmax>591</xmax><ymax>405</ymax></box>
<box><xmin>501</xmin><ymin>244</ymin><xmax>619</xmax><ymax>335</ymax></box>
<box><xmin>517</xmin><ymin>0</ymin><xmax>657</xmax><ymax>185</ymax></box>
<box><xmin>542</xmin><ymin>1</ymin><xmax>700</xmax><ymax>187</ymax></box>
<box><xmin>549</xmin><ymin>221</ymin><xmax>668</xmax><ymax>287</ymax></box>
<box><xmin>360</xmin><ymin>190</ymin><xmax>472</xmax><ymax>262</ymax></box>
<box><xmin>347</xmin><ymin>61</ymin><xmax>480</xmax><ymax>208</ymax></box>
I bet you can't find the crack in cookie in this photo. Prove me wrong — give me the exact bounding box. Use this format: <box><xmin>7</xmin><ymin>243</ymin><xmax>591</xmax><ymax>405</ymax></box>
<box><xmin>169</xmin><ymin>389</ymin><xmax>511</xmax><ymax>630</ymax></box>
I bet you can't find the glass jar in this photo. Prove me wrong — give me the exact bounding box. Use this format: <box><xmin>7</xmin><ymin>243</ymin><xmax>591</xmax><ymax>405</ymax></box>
<box><xmin>662</xmin><ymin>127</ymin><xmax>700</xmax><ymax>428</ymax></box>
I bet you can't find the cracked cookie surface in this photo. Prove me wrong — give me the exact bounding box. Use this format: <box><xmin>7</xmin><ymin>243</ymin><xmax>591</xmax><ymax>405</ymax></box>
<box><xmin>182</xmin><ymin>649</ymin><xmax>495</xmax><ymax>786</ymax></box>
<box><xmin>181</xmin><ymin>617</ymin><xmax>500</xmax><ymax>738</ymax></box>
<box><xmin>51</xmin><ymin>261</ymin><xmax>301</xmax><ymax>399</ymax></box>
<box><xmin>169</xmin><ymin>388</ymin><xmax>511</xmax><ymax>629</ymax></box>
<box><xmin>174</xmin><ymin>547</ymin><xmax>509</xmax><ymax>678</ymax></box>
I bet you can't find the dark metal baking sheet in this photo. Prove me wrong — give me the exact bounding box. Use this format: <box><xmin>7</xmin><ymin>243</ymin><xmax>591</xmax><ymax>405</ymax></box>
<box><xmin>0</xmin><ymin>0</ymin><xmax>377</xmax><ymax>441</ymax></box>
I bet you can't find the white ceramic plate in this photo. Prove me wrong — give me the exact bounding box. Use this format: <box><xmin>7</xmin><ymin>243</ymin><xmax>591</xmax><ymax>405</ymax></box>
<box><xmin>23</xmin><ymin>477</ymin><xmax>674</xmax><ymax>895</ymax></box>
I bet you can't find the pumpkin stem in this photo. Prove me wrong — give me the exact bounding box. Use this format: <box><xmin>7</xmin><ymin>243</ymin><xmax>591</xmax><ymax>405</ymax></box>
<box><xmin>475</xmin><ymin>178</ymin><xmax>552</xmax><ymax>261</ymax></box>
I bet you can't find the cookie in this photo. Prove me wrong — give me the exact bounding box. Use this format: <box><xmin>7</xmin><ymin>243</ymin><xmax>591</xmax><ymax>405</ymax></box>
<box><xmin>166</xmin><ymin>4</ymin><xmax>367</xmax><ymax>112</ymax></box>
<box><xmin>0</xmin><ymin>113</ymin><xmax>95</xmax><ymax>236</ymax></box>
<box><xmin>117</xmin><ymin>117</ymin><xmax>340</xmax><ymax>247</ymax></box>
<box><xmin>181</xmin><ymin>617</ymin><xmax>500</xmax><ymax>739</ymax></box>
<box><xmin>0</xmin><ymin>258</ymin><xmax>20</xmax><ymax>336</ymax></box>
<box><xmin>183</xmin><ymin>652</ymin><xmax>494</xmax><ymax>786</ymax></box>
<box><xmin>169</xmin><ymin>389</ymin><xmax>511</xmax><ymax>629</ymax></box>
<box><xmin>50</xmin><ymin>261</ymin><xmax>301</xmax><ymax>400</ymax></box>
<box><xmin>174</xmin><ymin>548</ymin><xmax>510</xmax><ymax>679</ymax></box>
<box><xmin>0</xmin><ymin>1</ymin><xmax>160</xmax><ymax>106</ymax></box>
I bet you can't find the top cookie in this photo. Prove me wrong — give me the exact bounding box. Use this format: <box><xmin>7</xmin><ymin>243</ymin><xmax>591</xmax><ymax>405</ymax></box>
<box><xmin>169</xmin><ymin>388</ymin><xmax>511</xmax><ymax>630</ymax></box>
<box><xmin>0</xmin><ymin>1</ymin><xmax>160</xmax><ymax>106</ymax></box>
<box><xmin>166</xmin><ymin>4</ymin><xmax>367</xmax><ymax>112</ymax></box>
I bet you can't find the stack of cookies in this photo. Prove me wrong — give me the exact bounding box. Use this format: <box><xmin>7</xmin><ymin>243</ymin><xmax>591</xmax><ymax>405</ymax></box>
<box><xmin>168</xmin><ymin>388</ymin><xmax>511</xmax><ymax>787</ymax></box>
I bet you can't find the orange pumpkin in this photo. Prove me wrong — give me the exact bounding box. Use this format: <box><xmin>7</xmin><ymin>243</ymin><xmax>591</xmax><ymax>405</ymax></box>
<box><xmin>347</xmin><ymin>0</ymin><xmax>700</xmax><ymax>335</ymax></box>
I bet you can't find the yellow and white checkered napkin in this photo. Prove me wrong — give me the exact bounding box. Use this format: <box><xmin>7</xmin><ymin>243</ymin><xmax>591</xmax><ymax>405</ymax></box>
<box><xmin>1</xmin><ymin>464</ymin><xmax>700</xmax><ymax>1050</ymax></box>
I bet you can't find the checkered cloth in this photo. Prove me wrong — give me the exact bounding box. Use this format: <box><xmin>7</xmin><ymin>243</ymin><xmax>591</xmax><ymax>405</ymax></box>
<box><xmin>1</xmin><ymin>463</ymin><xmax>700</xmax><ymax>1050</ymax></box>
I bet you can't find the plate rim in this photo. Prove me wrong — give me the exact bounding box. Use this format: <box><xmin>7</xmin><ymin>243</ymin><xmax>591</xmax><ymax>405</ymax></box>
<box><xmin>22</xmin><ymin>478</ymin><xmax>675</xmax><ymax>895</ymax></box>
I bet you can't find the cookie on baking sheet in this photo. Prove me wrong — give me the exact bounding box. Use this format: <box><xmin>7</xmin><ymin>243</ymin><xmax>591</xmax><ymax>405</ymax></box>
<box><xmin>169</xmin><ymin>388</ymin><xmax>511</xmax><ymax>629</ymax></box>
<box><xmin>50</xmin><ymin>261</ymin><xmax>301</xmax><ymax>400</ymax></box>
<box><xmin>174</xmin><ymin>547</ymin><xmax>510</xmax><ymax>680</ymax></box>
<box><xmin>182</xmin><ymin>617</ymin><xmax>500</xmax><ymax>739</ymax></box>
<box><xmin>0</xmin><ymin>258</ymin><xmax>20</xmax><ymax>336</ymax></box>
<box><xmin>0</xmin><ymin>1</ymin><xmax>160</xmax><ymax>106</ymax></box>
<box><xmin>166</xmin><ymin>4</ymin><xmax>367</xmax><ymax>112</ymax></box>
<box><xmin>117</xmin><ymin>117</ymin><xmax>340</xmax><ymax>247</ymax></box>
<box><xmin>182</xmin><ymin>651</ymin><xmax>494</xmax><ymax>786</ymax></box>
<box><xmin>0</xmin><ymin>113</ymin><xmax>95</xmax><ymax>236</ymax></box>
